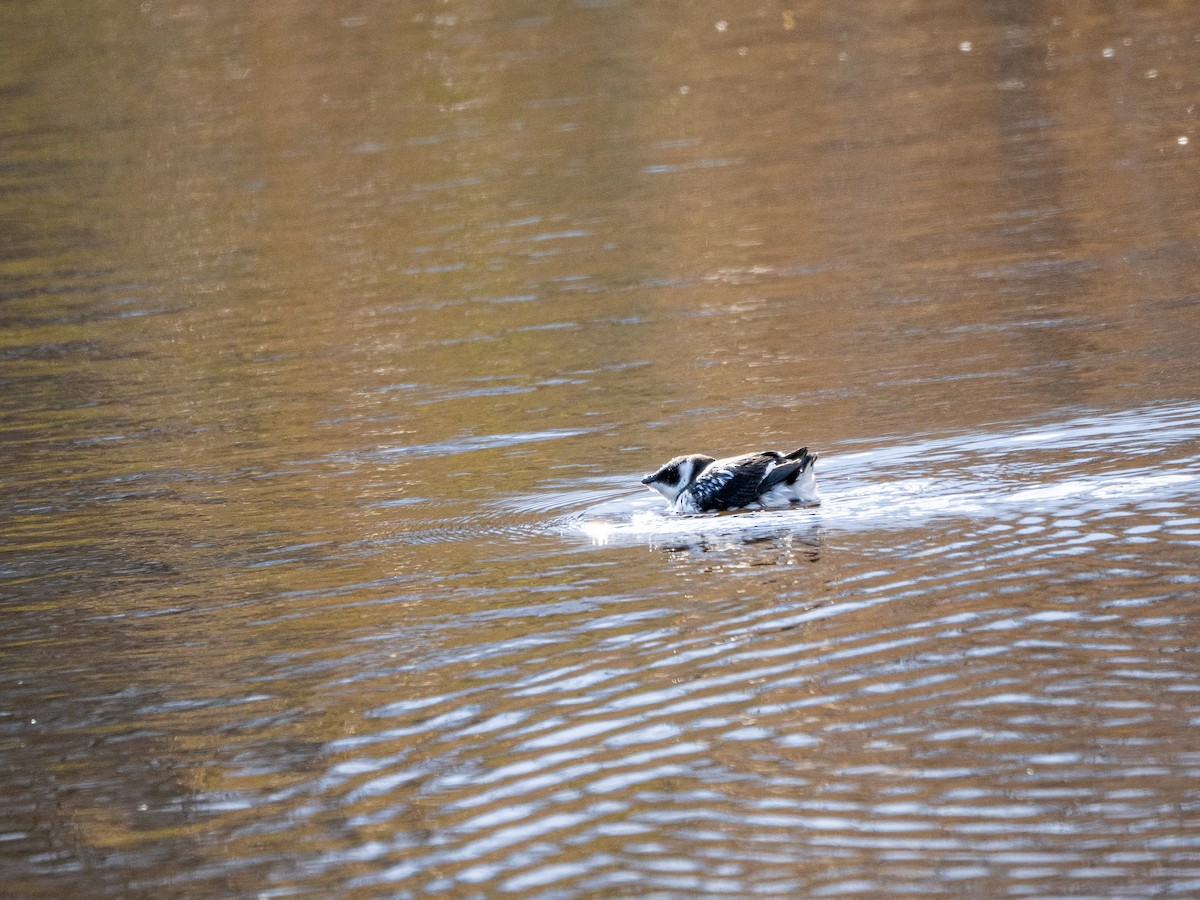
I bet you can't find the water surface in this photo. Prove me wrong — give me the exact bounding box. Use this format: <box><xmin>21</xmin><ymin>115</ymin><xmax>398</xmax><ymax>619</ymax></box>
<box><xmin>2</xmin><ymin>1</ymin><xmax>1200</xmax><ymax>896</ymax></box>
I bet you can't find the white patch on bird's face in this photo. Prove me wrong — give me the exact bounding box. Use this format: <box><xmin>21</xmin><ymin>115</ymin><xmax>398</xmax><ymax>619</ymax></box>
<box><xmin>644</xmin><ymin>478</ymin><xmax>677</xmax><ymax>502</ymax></box>
<box><xmin>643</xmin><ymin>456</ymin><xmax>697</xmax><ymax>504</ymax></box>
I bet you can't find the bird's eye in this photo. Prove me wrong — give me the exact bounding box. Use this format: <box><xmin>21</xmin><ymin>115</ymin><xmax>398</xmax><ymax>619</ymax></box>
<box><xmin>664</xmin><ymin>467</ymin><xmax>679</xmax><ymax>485</ymax></box>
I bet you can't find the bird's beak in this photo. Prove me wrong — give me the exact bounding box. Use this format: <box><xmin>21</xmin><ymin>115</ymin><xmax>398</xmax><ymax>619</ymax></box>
<box><xmin>640</xmin><ymin>475</ymin><xmax>654</xmax><ymax>485</ymax></box>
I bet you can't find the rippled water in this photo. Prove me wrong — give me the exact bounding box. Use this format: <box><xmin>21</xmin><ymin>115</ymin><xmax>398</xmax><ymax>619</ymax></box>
<box><xmin>4</xmin><ymin>1</ymin><xmax>1200</xmax><ymax>897</ymax></box>
<box><xmin>575</xmin><ymin>403</ymin><xmax>1200</xmax><ymax>546</ymax></box>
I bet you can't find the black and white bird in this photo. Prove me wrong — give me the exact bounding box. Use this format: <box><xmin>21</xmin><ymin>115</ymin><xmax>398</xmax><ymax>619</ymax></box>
<box><xmin>640</xmin><ymin>446</ymin><xmax>819</xmax><ymax>514</ymax></box>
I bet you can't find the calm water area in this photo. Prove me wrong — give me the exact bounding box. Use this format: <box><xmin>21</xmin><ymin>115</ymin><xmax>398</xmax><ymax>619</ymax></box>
<box><xmin>3</xmin><ymin>1</ymin><xmax>1200</xmax><ymax>897</ymax></box>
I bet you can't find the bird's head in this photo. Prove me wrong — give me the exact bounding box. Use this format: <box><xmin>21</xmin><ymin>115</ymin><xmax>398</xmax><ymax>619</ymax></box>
<box><xmin>640</xmin><ymin>454</ymin><xmax>715</xmax><ymax>503</ymax></box>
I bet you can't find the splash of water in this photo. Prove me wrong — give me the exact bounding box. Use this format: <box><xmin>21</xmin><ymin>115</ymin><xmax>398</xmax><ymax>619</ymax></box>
<box><xmin>568</xmin><ymin>402</ymin><xmax>1200</xmax><ymax>546</ymax></box>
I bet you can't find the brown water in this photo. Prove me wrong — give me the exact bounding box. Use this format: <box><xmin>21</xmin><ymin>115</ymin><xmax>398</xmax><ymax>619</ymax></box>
<box><xmin>3</xmin><ymin>1</ymin><xmax>1200</xmax><ymax>896</ymax></box>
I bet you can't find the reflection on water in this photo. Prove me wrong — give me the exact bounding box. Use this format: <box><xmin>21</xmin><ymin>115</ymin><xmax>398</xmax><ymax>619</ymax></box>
<box><xmin>3</xmin><ymin>0</ymin><xmax>1200</xmax><ymax>896</ymax></box>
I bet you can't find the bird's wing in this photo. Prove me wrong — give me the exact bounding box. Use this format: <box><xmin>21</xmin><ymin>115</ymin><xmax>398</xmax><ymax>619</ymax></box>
<box><xmin>760</xmin><ymin>460</ymin><xmax>804</xmax><ymax>491</ymax></box>
<box><xmin>760</xmin><ymin>449</ymin><xmax>816</xmax><ymax>491</ymax></box>
<box><xmin>690</xmin><ymin>452</ymin><xmax>777</xmax><ymax>510</ymax></box>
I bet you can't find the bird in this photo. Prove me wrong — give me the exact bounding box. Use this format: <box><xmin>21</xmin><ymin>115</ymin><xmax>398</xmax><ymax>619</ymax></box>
<box><xmin>640</xmin><ymin>446</ymin><xmax>819</xmax><ymax>514</ymax></box>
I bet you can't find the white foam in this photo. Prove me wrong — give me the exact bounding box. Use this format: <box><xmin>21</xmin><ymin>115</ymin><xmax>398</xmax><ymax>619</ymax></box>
<box><xmin>568</xmin><ymin>403</ymin><xmax>1200</xmax><ymax>546</ymax></box>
